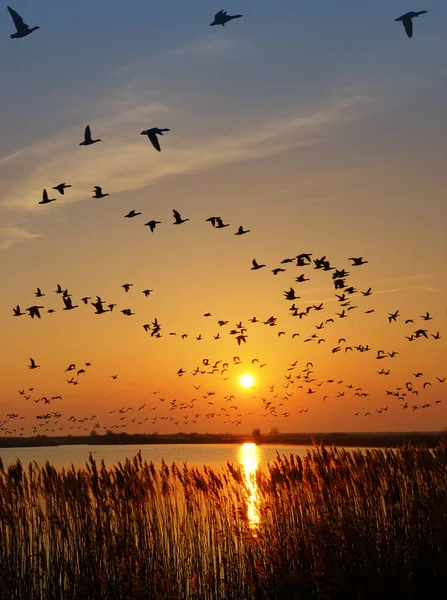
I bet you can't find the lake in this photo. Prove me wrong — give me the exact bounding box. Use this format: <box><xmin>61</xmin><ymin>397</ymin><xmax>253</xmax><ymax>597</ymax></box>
<box><xmin>0</xmin><ymin>443</ymin><xmax>377</xmax><ymax>470</ymax></box>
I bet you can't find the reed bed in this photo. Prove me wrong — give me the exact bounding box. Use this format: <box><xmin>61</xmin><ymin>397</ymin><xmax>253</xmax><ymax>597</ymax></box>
<box><xmin>0</xmin><ymin>442</ymin><xmax>446</xmax><ymax>600</ymax></box>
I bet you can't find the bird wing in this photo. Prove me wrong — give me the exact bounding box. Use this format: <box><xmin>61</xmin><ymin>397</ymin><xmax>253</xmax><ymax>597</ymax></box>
<box><xmin>173</xmin><ymin>209</ymin><xmax>181</xmax><ymax>220</ymax></box>
<box><xmin>29</xmin><ymin>358</ymin><xmax>35</xmax><ymax>367</ymax></box>
<box><xmin>403</xmin><ymin>17</ymin><xmax>413</xmax><ymax>38</ymax></box>
<box><xmin>42</xmin><ymin>189</ymin><xmax>48</xmax><ymax>201</ymax></box>
<box><xmin>148</xmin><ymin>131</ymin><xmax>161</xmax><ymax>151</ymax></box>
<box><xmin>84</xmin><ymin>125</ymin><xmax>92</xmax><ymax>142</ymax></box>
<box><xmin>8</xmin><ymin>6</ymin><xmax>27</xmax><ymax>30</ymax></box>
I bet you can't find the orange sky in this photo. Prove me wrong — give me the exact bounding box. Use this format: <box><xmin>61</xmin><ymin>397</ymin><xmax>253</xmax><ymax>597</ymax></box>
<box><xmin>0</xmin><ymin>1</ymin><xmax>446</xmax><ymax>435</ymax></box>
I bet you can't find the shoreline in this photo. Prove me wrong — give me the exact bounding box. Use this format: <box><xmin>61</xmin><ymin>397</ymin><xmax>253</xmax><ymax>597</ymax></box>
<box><xmin>0</xmin><ymin>431</ymin><xmax>444</xmax><ymax>449</ymax></box>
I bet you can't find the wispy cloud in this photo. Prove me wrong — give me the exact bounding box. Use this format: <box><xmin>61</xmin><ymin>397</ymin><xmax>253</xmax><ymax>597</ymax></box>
<box><xmin>0</xmin><ymin>93</ymin><xmax>373</xmax><ymax>216</ymax></box>
<box><xmin>0</xmin><ymin>226</ymin><xmax>41</xmax><ymax>251</ymax></box>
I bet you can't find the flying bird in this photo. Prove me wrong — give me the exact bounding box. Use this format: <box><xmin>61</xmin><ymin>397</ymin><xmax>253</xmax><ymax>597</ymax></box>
<box><xmin>92</xmin><ymin>186</ymin><xmax>109</xmax><ymax>198</ymax></box>
<box><xmin>145</xmin><ymin>220</ymin><xmax>161</xmax><ymax>232</ymax></box>
<box><xmin>210</xmin><ymin>10</ymin><xmax>242</xmax><ymax>27</ymax></box>
<box><xmin>173</xmin><ymin>210</ymin><xmax>189</xmax><ymax>224</ymax></box>
<box><xmin>124</xmin><ymin>210</ymin><xmax>142</xmax><ymax>218</ymax></box>
<box><xmin>52</xmin><ymin>183</ymin><xmax>71</xmax><ymax>195</ymax></box>
<box><xmin>7</xmin><ymin>6</ymin><xmax>39</xmax><ymax>38</ymax></box>
<box><xmin>251</xmin><ymin>259</ymin><xmax>266</xmax><ymax>271</ymax></box>
<box><xmin>28</xmin><ymin>358</ymin><xmax>39</xmax><ymax>370</ymax></box>
<box><xmin>141</xmin><ymin>128</ymin><xmax>170</xmax><ymax>152</ymax></box>
<box><xmin>235</xmin><ymin>226</ymin><xmax>250</xmax><ymax>235</ymax></box>
<box><xmin>39</xmin><ymin>189</ymin><xmax>56</xmax><ymax>205</ymax></box>
<box><xmin>395</xmin><ymin>11</ymin><xmax>427</xmax><ymax>38</ymax></box>
<box><xmin>80</xmin><ymin>125</ymin><xmax>101</xmax><ymax>146</ymax></box>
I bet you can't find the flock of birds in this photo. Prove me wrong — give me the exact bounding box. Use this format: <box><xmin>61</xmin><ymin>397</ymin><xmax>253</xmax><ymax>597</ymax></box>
<box><xmin>2</xmin><ymin>6</ymin><xmax>444</xmax><ymax>437</ymax></box>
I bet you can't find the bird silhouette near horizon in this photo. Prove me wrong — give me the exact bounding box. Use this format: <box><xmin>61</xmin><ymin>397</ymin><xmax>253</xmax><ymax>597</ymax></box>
<box><xmin>52</xmin><ymin>183</ymin><xmax>72</xmax><ymax>195</ymax></box>
<box><xmin>92</xmin><ymin>186</ymin><xmax>109</xmax><ymax>198</ymax></box>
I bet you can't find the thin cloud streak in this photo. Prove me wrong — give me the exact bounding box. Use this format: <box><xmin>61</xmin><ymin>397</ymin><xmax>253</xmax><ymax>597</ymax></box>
<box><xmin>1</xmin><ymin>94</ymin><xmax>373</xmax><ymax>217</ymax></box>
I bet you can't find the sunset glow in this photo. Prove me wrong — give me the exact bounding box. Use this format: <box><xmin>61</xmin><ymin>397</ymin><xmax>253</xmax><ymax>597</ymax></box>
<box><xmin>239</xmin><ymin>374</ymin><xmax>255</xmax><ymax>389</ymax></box>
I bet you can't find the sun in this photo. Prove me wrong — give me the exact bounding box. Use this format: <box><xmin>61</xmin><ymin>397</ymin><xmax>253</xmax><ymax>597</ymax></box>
<box><xmin>239</xmin><ymin>374</ymin><xmax>255</xmax><ymax>389</ymax></box>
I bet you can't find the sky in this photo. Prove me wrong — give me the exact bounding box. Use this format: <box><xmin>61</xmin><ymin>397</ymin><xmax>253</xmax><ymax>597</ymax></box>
<box><xmin>0</xmin><ymin>0</ymin><xmax>446</xmax><ymax>437</ymax></box>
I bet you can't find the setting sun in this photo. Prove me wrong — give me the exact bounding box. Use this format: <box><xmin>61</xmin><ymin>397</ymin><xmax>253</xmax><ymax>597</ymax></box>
<box><xmin>239</xmin><ymin>374</ymin><xmax>255</xmax><ymax>389</ymax></box>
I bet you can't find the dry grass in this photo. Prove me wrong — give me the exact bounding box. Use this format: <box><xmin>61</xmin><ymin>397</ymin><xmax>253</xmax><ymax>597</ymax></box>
<box><xmin>0</xmin><ymin>442</ymin><xmax>446</xmax><ymax>599</ymax></box>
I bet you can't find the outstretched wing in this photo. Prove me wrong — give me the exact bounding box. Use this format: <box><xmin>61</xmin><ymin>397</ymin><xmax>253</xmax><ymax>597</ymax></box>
<box><xmin>173</xmin><ymin>209</ymin><xmax>181</xmax><ymax>221</ymax></box>
<box><xmin>84</xmin><ymin>125</ymin><xmax>92</xmax><ymax>142</ymax></box>
<box><xmin>403</xmin><ymin>17</ymin><xmax>413</xmax><ymax>38</ymax></box>
<box><xmin>148</xmin><ymin>131</ymin><xmax>161</xmax><ymax>151</ymax></box>
<box><xmin>8</xmin><ymin>6</ymin><xmax>28</xmax><ymax>30</ymax></box>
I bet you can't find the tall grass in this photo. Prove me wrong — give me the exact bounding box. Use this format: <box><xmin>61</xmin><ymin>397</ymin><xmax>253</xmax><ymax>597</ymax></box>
<box><xmin>0</xmin><ymin>442</ymin><xmax>446</xmax><ymax>599</ymax></box>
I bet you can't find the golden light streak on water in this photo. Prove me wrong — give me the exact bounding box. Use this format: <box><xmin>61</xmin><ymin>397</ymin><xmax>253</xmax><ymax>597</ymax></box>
<box><xmin>239</xmin><ymin>443</ymin><xmax>261</xmax><ymax>529</ymax></box>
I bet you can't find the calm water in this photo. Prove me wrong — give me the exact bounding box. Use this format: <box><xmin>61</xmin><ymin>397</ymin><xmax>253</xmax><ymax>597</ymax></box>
<box><xmin>0</xmin><ymin>443</ymin><xmax>377</xmax><ymax>471</ymax></box>
<box><xmin>0</xmin><ymin>443</ymin><xmax>319</xmax><ymax>470</ymax></box>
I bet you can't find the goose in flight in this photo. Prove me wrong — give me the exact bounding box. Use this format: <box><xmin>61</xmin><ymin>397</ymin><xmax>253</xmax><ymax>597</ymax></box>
<box><xmin>52</xmin><ymin>183</ymin><xmax>71</xmax><ymax>195</ymax></box>
<box><xmin>210</xmin><ymin>10</ymin><xmax>242</xmax><ymax>27</ymax></box>
<box><xmin>7</xmin><ymin>6</ymin><xmax>39</xmax><ymax>38</ymax></box>
<box><xmin>35</xmin><ymin>287</ymin><xmax>45</xmax><ymax>298</ymax></box>
<box><xmin>348</xmin><ymin>256</ymin><xmax>368</xmax><ymax>266</ymax></box>
<box><xmin>39</xmin><ymin>189</ymin><xmax>56</xmax><ymax>205</ymax></box>
<box><xmin>395</xmin><ymin>11</ymin><xmax>427</xmax><ymax>38</ymax></box>
<box><xmin>80</xmin><ymin>125</ymin><xmax>101</xmax><ymax>146</ymax></box>
<box><xmin>13</xmin><ymin>305</ymin><xmax>25</xmax><ymax>316</ymax></box>
<box><xmin>142</xmin><ymin>289</ymin><xmax>153</xmax><ymax>297</ymax></box>
<box><xmin>26</xmin><ymin>305</ymin><xmax>44</xmax><ymax>319</ymax></box>
<box><xmin>124</xmin><ymin>210</ymin><xmax>142</xmax><ymax>218</ymax></box>
<box><xmin>251</xmin><ymin>259</ymin><xmax>266</xmax><ymax>270</ymax></box>
<box><xmin>63</xmin><ymin>296</ymin><xmax>78</xmax><ymax>310</ymax></box>
<box><xmin>92</xmin><ymin>186</ymin><xmax>109</xmax><ymax>198</ymax></box>
<box><xmin>145</xmin><ymin>220</ymin><xmax>161</xmax><ymax>232</ymax></box>
<box><xmin>122</xmin><ymin>283</ymin><xmax>133</xmax><ymax>292</ymax></box>
<box><xmin>173</xmin><ymin>209</ymin><xmax>189</xmax><ymax>224</ymax></box>
<box><xmin>28</xmin><ymin>358</ymin><xmax>39</xmax><ymax>370</ymax></box>
<box><xmin>235</xmin><ymin>225</ymin><xmax>250</xmax><ymax>235</ymax></box>
<box><xmin>141</xmin><ymin>128</ymin><xmax>170</xmax><ymax>151</ymax></box>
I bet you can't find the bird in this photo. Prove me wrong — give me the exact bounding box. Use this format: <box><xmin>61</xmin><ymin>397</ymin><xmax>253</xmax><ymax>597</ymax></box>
<box><xmin>214</xmin><ymin>217</ymin><xmax>230</xmax><ymax>229</ymax></box>
<box><xmin>235</xmin><ymin>226</ymin><xmax>250</xmax><ymax>235</ymax></box>
<box><xmin>13</xmin><ymin>305</ymin><xmax>25</xmax><ymax>316</ymax></box>
<box><xmin>141</xmin><ymin>128</ymin><xmax>170</xmax><ymax>152</ymax></box>
<box><xmin>62</xmin><ymin>296</ymin><xmax>78</xmax><ymax>310</ymax></box>
<box><xmin>92</xmin><ymin>186</ymin><xmax>109</xmax><ymax>199</ymax></box>
<box><xmin>7</xmin><ymin>6</ymin><xmax>39</xmax><ymax>38</ymax></box>
<box><xmin>142</xmin><ymin>290</ymin><xmax>153</xmax><ymax>297</ymax></box>
<box><xmin>28</xmin><ymin>358</ymin><xmax>39</xmax><ymax>370</ymax></box>
<box><xmin>173</xmin><ymin>210</ymin><xmax>189</xmax><ymax>225</ymax></box>
<box><xmin>52</xmin><ymin>183</ymin><xmax>71</xmax><ymax>195</ymax></box>
<box><xmin>348</xmin><ymin>257</ymin><xmax>368</xmax><ymax>266</ymax></box>
<box><xmin>395</xmin><ymin>11</ymin><xmax>427</xmax><ymax>38</ymax></box>
<box><xmin>80</xmin><ymin>125</ymin><xmax>101</xmax><ymax>146</ymax></box>
<box><xmin>272</xmin><ymin>268</ymin><xmax>286</xmax><ymax>275</ymax></box>
<box><xmin>210</xmin><ymin>10</ymin><xmax>242</xmax><ymax>27</ymax></box>
<box><xmin>122</xmin><ymin>284</ymin><xmax>133</xmax><ymax>292</ymax></box>
<box><xmin>145</xmin><ymin>220</ymin><xmax>161</xmax><ymax>232</ymax></box>
<box><xmin>124</xmin><ymin>210</ymin><xmax>142</xmax><ymax>218</ymax></box>
<box><xmin>35</xmin><ymin>287</ymin><xmax>45</xmax><ymax>298</ymax></box>
<box><xmin>39</xmin><ymin>189</ymin><xmax>56</xmax><ymax>205</ymax></box>
<box><xmin>26</xmin><ymin>306</ymin><xmax>44</xmax><ymax>319</ymax></box>
<box><xmin>251</xmin><ymin>259</ymin><xmax>266</xmax><ymax>270</ymax></box>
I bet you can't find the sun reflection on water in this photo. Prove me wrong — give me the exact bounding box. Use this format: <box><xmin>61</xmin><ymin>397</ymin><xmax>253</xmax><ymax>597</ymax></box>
<box><xmin>239</xmin><ymin>443</ymin><xmax>261</xmax><ymax>530</ymax></box>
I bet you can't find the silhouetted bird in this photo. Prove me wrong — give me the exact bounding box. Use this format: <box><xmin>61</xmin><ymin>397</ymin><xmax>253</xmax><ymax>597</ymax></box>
<box><xmin>28</xmin><ymin>357</ymin><xmax>39</xmax><ymax>369</ymax></box>
<box><xmin>7</xmin><ymin>6</ymin><xmax>39</xmax><ymax>38</ymax></box>
<box><xmin>63</xmin><ymin>296</ymin><xmax>78</xmax><ymax>310</ymax></box>
<box><xmin>92</xmin><ymin>186</ymin><xmax>109</xmax><ymax>198</ymax></box>
<box><xmin>348</xmin><ymin>256</ymin><xmax>368</xmax><ymax>266</ymax></box>
<box><xmin>145</xmin><ymin>220</ymin><xmax>161</xmax><ymax>232</ymax></box>
<box><xmin>39</xmin><ymin>189</ymin><xmax>56</xmax><ymax>205</ymax></box>
<box><xmin>124</xmin><ymin>210</ymin><xmax>142</xmax><ymax>218</ymax></box>
<box><xmin>52</xmin><ymin>183</ymin><xmax>71</xmax><ymax>195</ymax></box>
<box><xmin>80</xmin><ymin>125</ymin><xmax>101</xmax><ymax>146</ymax></box>
<box><xmin>395</xmin><ymin>11</ymin><xmax>427</xmax><ymax>38</ymax></box>
<box><xmin>122</xmin><ymin>284</ymin><xmax>133</xmax><ymax>292</ymax></box>
<box><xmin>141</xmin><ymin>128</ymin><xmax>170</xmax><ymax>151</ymax></box>
<box><xmin>173</xmin><ymin>210</ymin><xmax>189</xmax><ymax>224</ymax></box>
<box><xmin>210</xmin><ymin>10</ymin><xmax>242</xmax><ymax>27</ymax></box>
<box><xmin>251</xmin><ymin>259</ymin><xmax>266</xmax><ymax>270</ymax></box>
<box><xmin>235</xmin><ymin>226</ymin><xmax>250</xmax><ymax>235</ymax></box>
